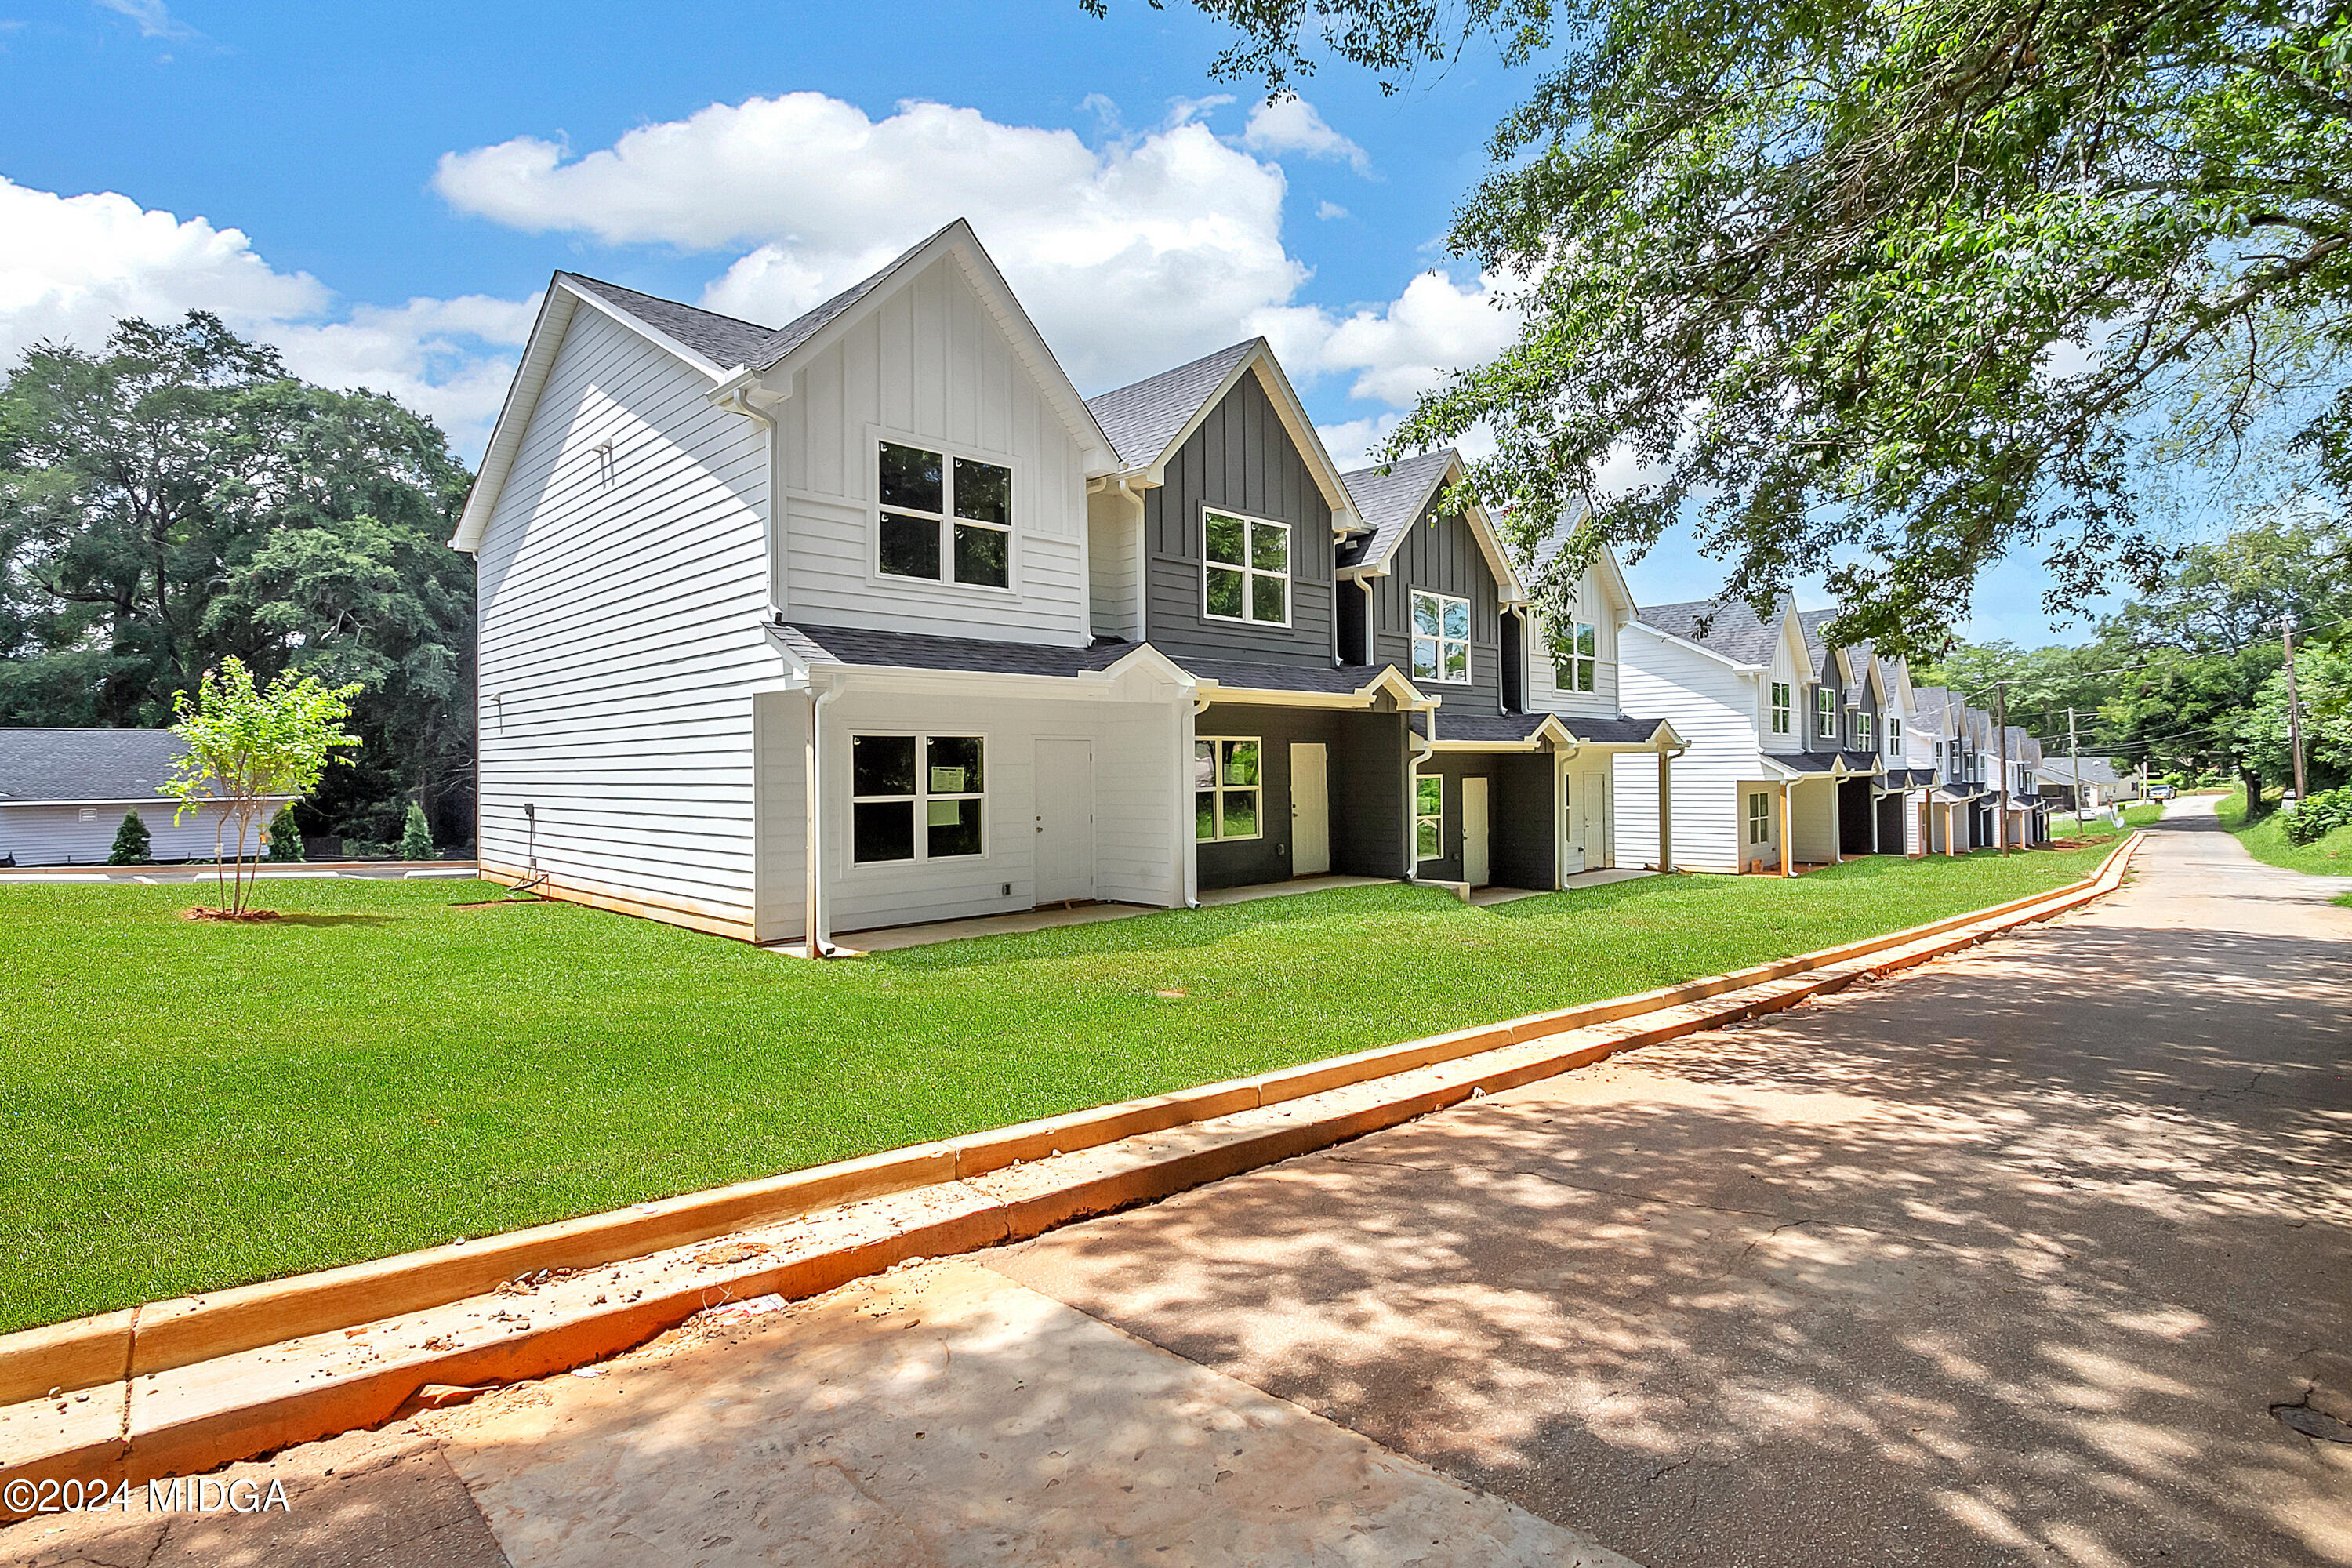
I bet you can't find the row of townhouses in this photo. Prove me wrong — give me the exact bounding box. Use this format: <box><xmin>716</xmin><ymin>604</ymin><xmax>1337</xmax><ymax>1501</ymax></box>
<box><xmin>452</xmin><ymin>218</ymin><xmax>2054</xmax><ymax>948</ymax></box>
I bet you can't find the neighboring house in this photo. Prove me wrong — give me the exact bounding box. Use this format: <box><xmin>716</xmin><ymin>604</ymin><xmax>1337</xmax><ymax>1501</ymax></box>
<box><xmin>2041</xmin><ymin>753</ymin><xmax>2141</xmax><ymax>812</ymax></box>
<box><xmin>454</xmin><ymin>220</ymin><xmax>1684</xmax><ymax>949</ymax></box>
<box><xmin>1619</xmin><ymin>597</ymin><xmax>1884</xmax><ymax>874</ymax></box>
<box><xmin>0</xmin><ymin>729</ymin><xmax>278</xmax><ymax>865</ymax></box>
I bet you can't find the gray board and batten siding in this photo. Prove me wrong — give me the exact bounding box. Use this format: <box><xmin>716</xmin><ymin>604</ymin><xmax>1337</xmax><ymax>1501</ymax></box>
<box><xmin>1411</xmin><ymin>751</ymin><xmax>1556</xmax><ymax>891</ymax></box>
<box><xmin>1362</xmin><ymin>502</ymin><xmax>1504</xmax><ymax>713</ymax></box>
<box><xmin>1142</xmin><ymin>372</ymin><xmax>1337</xmax><ymax>670</ymax></box>
<box><xmin>1192</xmin><ymin>702</ymin><xmax>1406</xmax><ymax>889</ymax></box>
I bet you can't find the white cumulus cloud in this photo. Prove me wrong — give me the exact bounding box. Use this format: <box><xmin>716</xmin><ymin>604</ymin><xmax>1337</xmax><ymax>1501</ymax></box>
<box><xmin>1240</xmin><ymin>97</ymin><xmax>1373</xmax><ymax>176</ymax></box>
<box><xmin>1255</xmin><ymin>267</ymin><xmax>1521</xmax><ymax>408</ymax></box>
<box><xmin>94</xmin><ymin>0</ymin><xmax>192</xmax><ymax>39</ymax></box>
<box><xmin>0</xmin><ymin>175</ymin><xmax>532</xmax><ymax>458</ymax></box>
<box><xmin>431</xmin><ymin>92</ymin><xmax>1306</xmax><ymax>389</ymax></box>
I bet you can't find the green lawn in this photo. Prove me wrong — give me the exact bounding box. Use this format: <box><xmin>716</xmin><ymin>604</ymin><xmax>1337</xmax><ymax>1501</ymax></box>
<box><xmin>1</xmin><ymin>842</ymin><xmax>2118</xmax><ymax>1332</ymax></box>
<box><xmin>2216</xmin><ymin>786</ymin><xmax>2352</xmax><ymax>901</ymax></box>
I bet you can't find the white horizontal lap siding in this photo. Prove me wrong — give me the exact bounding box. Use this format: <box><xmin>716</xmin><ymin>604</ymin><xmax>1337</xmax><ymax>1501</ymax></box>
<box><xmin>1791</xmin><ymin>779</ymin><xmax>1838</xmax><ymax>864</ymax></box>
<box><xmin>0</xmin><ymin>800</ymin><xmax>260</xmax><ymax>866</ymax></box>
<box><xmin>1526</xmin><ymin>571</ymin><xmax>1623</xmax><ymax>720</ymax></box>
<box><xmin>816</xmin><ymin>684</ymin><xmax>1181</xmax><ymax>938</ymax></box>
<box><xmin>1611</xmin><ymin>750</ymin><xmax>1661</xmax><ymax>871</ymax></box>
<box><xmin>1618</xmin><ymin>626</ymin><xmax>1762</xmax><ymax>874</ymax></box>
<box><xmin>472</xmin><ymin>307</ymin><xmax>774</xmax><ymax>935</ymax></box>
<box><xmin>779</xmin><ymin>256</ymin><xmax>1089</xmax><ymax>646</ymax></box>
<box><xmin>1086</xmin><ymin>488</ymin><xmax>1142</xmax><ymax>641</ymax></box>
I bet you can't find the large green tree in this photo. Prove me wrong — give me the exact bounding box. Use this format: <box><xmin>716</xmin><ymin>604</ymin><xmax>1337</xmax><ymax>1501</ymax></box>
<box><xmin>1106</xmin><ymin>0</ymin><xmax>2352</xmax><ymax>655</ymax></box>
<box><xmin>0</xmin><ymin>313</ymin><xmax>474</xmax><ymax>843</ymax></box>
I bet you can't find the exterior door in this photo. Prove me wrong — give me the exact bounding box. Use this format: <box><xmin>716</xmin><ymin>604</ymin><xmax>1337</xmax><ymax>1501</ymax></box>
<box><xmin>1033</xmin><ymin>739</ymin><xmax>1094</xmax><ymax>904</ymax></box>
<box><xmin>1462</xmin><ymin>775</ymin><xmax>1491</xmax><ymax>887</ymax></box>
<box><xmin>1290</xmin><ymin>742</ymin><xmax>1330</xmax><ymax>876</ymax></box>
<box><xmin>1580</xmin><ymin>769</ymin><xmax>1610</xmax><ymax>869</ymax></box>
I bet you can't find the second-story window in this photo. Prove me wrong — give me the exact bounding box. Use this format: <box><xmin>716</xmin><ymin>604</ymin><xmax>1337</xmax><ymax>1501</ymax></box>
<box><xmin>1857</xmin><ymin>710</ymin><xmax>1874</xmax><ymax>749</ymax></box>
<box><xmin>878</xmin><ymin>441</ymin><xmax>1012</xmax><ymax>590</ymax></box>
<box><xmin>1769</xmin><ymin>681</ymin><xmax>1791</xmax><ymax>734</ymax></box>
<box><xmin>1886</xmin><ymin>716</ymin><xmax>1902</xmax><ymax>756</ymax></box>
<box><xmin>1816</xmin><ymin>687</ymin><xmax>1838</xmax><ymax>739</ymax></box>
<box><xmin>1414</xmin><ymin>592</ymin><xmax>1472</xmax><ymax>684</ymax></box>
<box><xmin>1553</xmin><ymin>619</ymin><xmax>1598</xmax><ymax>693</ymax></box>
<box><xmin>1203</xmin><ymin>510</ymin><xmax>1290</xmax><ymax>626</ymax></box>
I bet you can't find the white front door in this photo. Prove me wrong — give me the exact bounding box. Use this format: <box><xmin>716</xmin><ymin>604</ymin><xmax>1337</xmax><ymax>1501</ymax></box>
<box><xmin>1033</xmin><ymin>739</ymin><xmax>1094</xmax><ymax>904</ymax></box>
<box><xmin>1580</xmin><ymin>769</ymin><xmax>1610</xmax><ymax>869</ymax></box>
<box><xmin>1290</xmin><ymin>742</ymin><xmax>1330</xmax><ymax>876</ymax></box>
<box><xmin>1462</xmin><ymin>775</ymin><xmax>1490</xmax><ymax>887</ymax></box>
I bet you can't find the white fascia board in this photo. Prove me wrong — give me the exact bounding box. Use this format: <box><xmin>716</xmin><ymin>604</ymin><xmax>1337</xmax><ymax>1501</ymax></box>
<box><xmin>750</xmin><ymin>222</ymin><xmax>1116</xmax><ymax>475</ymax></box>
<box><xmin>452</xmin><ymin>278</ymin><xmax>741</xmax><ymax>554</ymax></box>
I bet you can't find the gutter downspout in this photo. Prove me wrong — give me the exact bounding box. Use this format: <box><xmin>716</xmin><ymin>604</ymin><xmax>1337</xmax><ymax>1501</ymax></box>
<box><xmin>805</xmin><ymin>671</ymin><xmax>845</xmax><ymax>957</ymax></box>
<box><xmin>1184</xmin><ymin>687</ymin><xmax>1211</xmax><ymax>908</ymax></box>
<box><xmin>1656</xmin><ymin>735</ymin><xmax>1687</xmax><ymax>873</ymax></box>
<box><xmin>1404</xmin><ymin>700</ymin><xmax>1436</xmax><ymax>880</ymax></box>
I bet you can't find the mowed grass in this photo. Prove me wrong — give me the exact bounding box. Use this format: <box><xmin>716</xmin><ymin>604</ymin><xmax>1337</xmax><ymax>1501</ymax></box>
<box><xmin>2217</xmin><ymin>787</ymin><xmax>2352</xmax><ymax>900</ymax></box>
<box><xmin>0</xmin><ymin>841</ymin><xmax>2118</xmax><ymax>1331</ymax></box>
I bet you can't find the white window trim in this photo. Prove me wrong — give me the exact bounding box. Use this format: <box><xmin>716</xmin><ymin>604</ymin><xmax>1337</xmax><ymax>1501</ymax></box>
<box><xmin>1769</xmin><ymin>681</ymin><xmax>1791</xmax><ymax>735</ymax></box>
<box><xmin>848</xmin><ymin>731</ymin><xmax>990</xmax><ymax>868</ymax></box>
<box><xmin>1552</xmin><ymin>618</ymin><xmax>1601</xmax><ymax>694</ymax></box>
<box><xmin>1856</xmin><ymin>710</ymin><xmax>1874</xmax><ymax>747</ymax></box>
<box><xmin>1413</xmin><ymin>590</ymin><xmax>1475</xmax><ymax>686</ymax></box>
<box><xmin>1196</xmin><ymin>735</ymin><xmax>1265</xmax><ymax>843</ymax></box>
<box><xmin>1816</xmin><ymin>687</ymin><xmax>1838</xmax><ymax>739</ymax></box>
<box><xmin>1414</xmin><ymin>771</ymin><xmax>1446</xmax><ymax>862</ymax></box>
<box><xmin>1746</xmin><ymin>790</ymin><xmax>1773</xmax><ymax>845</ymax></box>
<box><xmin>869</xmin><ymin>430</ymin><xmax>1020</xmax><ymax>598</ymax></box>
<box><xmin>1200</xmin><ymin>507</ymin><xmax>1292</xmax><ymax>628</ymax></box>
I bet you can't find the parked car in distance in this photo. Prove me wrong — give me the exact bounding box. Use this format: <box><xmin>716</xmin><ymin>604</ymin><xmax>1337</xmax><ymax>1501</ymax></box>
<box><xmin>2147</xmin><ymin>783</ymin><xmax>2176</xmax><ymax>800</ymax></box>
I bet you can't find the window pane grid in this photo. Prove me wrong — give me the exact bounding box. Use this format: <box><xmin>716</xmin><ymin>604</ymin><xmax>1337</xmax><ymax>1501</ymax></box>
<box><xmin>1195</xmin><ymin>737</ymin><xmax>1262</xmax><ymax>841</ymax></box>
<box><xmin>879</xmin><ymin>442</ymin><xmax>1011</xmax><ymax>589</ymax></box>
<box><xmin>851</xmin><ymin>734</ymin><xmax>986</xmax><ymax>863</ymax></box>
<box><xmin>1414</xmin><ymin>592</ymin><xmax>1472</xmax><ymax>684</ymax></box>
<box><xmin>1553</xmin><ymin>619</ymin><xmax>1598</xmax><ymax>693</ymax></box>
<box><xmin>1203</xmin><ymin>510</ymin><xmax>1290</xmax><ymax>626</ymax></box>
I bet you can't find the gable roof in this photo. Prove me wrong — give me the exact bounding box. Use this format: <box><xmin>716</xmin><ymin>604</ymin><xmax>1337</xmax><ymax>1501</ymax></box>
<box><xmin>1083</xmin><ymin>339</ymin><xmax>1357</xmax><ymax>525</ymax></box>
<box><xmin>0</xmin><ymin>728</ymin><xmax>185</xmax><ymax>804</ymax></box>
<box><xmin>1635</xmin><ymin>597</ymin><xmax>1791</xmax><ymax>668</ymax></box>
<box><xmin>455</xmin><ymin>220</ymin><xmax>1112</xmax><ymax>553</ymax></box>
<box><xmin>1335</xmin><ymin>449</ymin><xmax>1528</xmax><ymax>602</ymax></box>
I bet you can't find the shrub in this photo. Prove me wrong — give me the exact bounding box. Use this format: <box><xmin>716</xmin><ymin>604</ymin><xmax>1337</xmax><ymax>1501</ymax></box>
<box><xmin>265</xmin><ymin>804</ymin><xmax>306</xmax><ymax>862</ymax></box>
<box><xmin>400</xmin><ymin>802</ymin><xmax>435</xmax><ymax>862</ymax></box>
<box><xmin>107</xmin><ymin>811</ymin><xmax>151</xmax><ymax>866</ymax></box>
<box><xmin>2285</xmin><ymin>786</ymin><xmax>2352</xmax><ymax>846</ymax></box>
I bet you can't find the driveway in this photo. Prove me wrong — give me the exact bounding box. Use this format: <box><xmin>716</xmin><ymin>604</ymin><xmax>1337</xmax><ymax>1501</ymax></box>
<box><xmin>11</xmin><ymin>809</ymin><xmax>2347</xmax><ymax>1566</ymax></box>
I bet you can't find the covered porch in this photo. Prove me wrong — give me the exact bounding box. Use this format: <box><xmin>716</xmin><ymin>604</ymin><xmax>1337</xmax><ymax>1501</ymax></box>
<box><xmin>1415</xmin><ymin>710</ymin><xmax>1683</xmax><ymax>892</ymax></box>
<box><xmin>1744</xmin><ymin>753</ymin><xmax>1883</xmax><ymax>876</ymax></box>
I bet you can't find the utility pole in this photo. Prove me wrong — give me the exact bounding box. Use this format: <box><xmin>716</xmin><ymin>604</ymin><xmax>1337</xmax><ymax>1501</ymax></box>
<box><xmin>2282</xmin><ymin>615</ymin><xmax>2307</xmax><ymax>806</ymax></box>
<box><xmin>2068</xmin><ymin>706</ymin><xmax>2085</xmax><ymax>837</ymax></box>
<box><xmin>1995</xmin><ymin>681</ymin><xmax>2011</xmax><ymax>856</ymax></box>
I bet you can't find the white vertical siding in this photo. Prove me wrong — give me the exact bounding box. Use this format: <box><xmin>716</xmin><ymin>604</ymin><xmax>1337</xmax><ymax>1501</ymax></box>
<box><xmin>471</xmin><ymin>307</ymin><xmax>775</xmax><ymax>938</ymax></box>
<box><xmin>0</xmin><ymin>800</ymin><xmax>267</xmax><ymax>866</ymax></box>
<box><xmin>1524</xmin><ymin>568</ymin><xmax>1624</xmax><ymax>720</ymax></box>
<box><xmin>776</xmin><ymin>254</ymin><xmax>1091</xmax><ymax>645</ymax></box>
<box><xmin>1086</xmin><ymin>487</ymin><xmax>1142</xmax><ymax>641</ymax></box>
<box><xmin>1617</xmin><ymin>625</ymin><xmax>1762</xmax><ymax>874</ymax></box>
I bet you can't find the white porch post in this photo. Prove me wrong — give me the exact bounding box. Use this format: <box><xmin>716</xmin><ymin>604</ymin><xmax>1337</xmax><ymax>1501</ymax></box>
<box><xmin>1780</xmin><ymin>782</ymin><xmax>1795</xmax><ymax>877</ymax></box>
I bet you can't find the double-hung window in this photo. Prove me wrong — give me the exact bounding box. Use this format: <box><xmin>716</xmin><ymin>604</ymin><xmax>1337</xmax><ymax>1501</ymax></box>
<box><xmin>1414</xmin><ymin>774</ymin><xmax>1445</xmax><ymax>861</ymax></box>
<box><xmin>1886</xmin><ymin>716</ymin><xmax>1901</xmax><ymax>757</ymax></box>
<box><xmin>1413</xmin><ymin>592</ymin><xmax>1472</xmax><ymax>684</ymax></box>
<box><xmin>1553</xmin><ymin>620</ymin><xmax>1597</xmax><ymax>693</ymax></box>
<box><xmin>878</xmin><ymin>441</ymin><xmax>1012</xmax><ymax>590</ymax></box>
<box><xmin>1769</xmin><ymin>681</ymin><xmax>1791</xmax><ymax>735</ymax></box>
<box><xmin>1747</xmin><ymin>790</ymin><xmax>1773</xmax><ymax>845</ymax></box>
<box><xmin>1857</xmin><ymin>710</ymin><xmax>1874</xmax><ymax>749</ymax></box>
<box><xmin>1195</xmin><ymin>738</ymin><xmax>1261</xmax><ymax>841</ymax></box>
<box><xmin>1816</xmin><ymin>687</ymin><xmax>1838</xmax><ymax>739</ymax></box>
<box><xmin>851</xmin><ymin>734</ymin><xmax>985</xmax><ymax>864</ymax></box>
<box><xmin>1203</xmin><ymin>510</ymin><xmax>1289</xmax><ymax>625</ymax></box>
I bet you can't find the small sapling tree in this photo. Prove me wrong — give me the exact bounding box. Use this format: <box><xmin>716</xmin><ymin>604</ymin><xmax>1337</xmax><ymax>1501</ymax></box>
<box><xmin>266</xmin><ymin>803</ymin><xmax>306</xmax><ymax>862</ymax></box>
<box><xmin>399</xmin><ymin>801</ymin><xmax>434</xmax><ymax>862</ymax></box>
<box><xmin>165</xmin><ymin>657</ymin><xmax>360</xmax><ymax>917</ymax></box>
<box><xmin>108</xmin><ymin>811</ymin><xmax>151</xmax><ymax>866</ymax></box>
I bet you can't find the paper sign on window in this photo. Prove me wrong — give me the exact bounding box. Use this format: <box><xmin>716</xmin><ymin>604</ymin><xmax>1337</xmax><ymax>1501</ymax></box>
<box><xmin>927</xmin><ymin>800</ymin><xmax>963</xmax><ymax>826</ymax></box>
<box><xmin>930</xmin><ymin>767</ymin><xmax>966</xmax><ymax>792</ymax></box>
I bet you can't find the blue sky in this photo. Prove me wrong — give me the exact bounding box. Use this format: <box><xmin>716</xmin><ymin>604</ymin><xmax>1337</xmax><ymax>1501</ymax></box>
<box><xmin>0</xmin><ymin>0</ymin><xmax>2120</xmax><ymax>643</ymax></box>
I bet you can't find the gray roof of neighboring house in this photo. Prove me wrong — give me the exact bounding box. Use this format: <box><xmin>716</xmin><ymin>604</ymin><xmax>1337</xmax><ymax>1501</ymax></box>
<box><xmin>1410</xmin><ymin>710</ymin><xmax>1668</xmax><ymax>746</ymax></box>
<box><xmin>1083</xmin><ymin>339</ymin><xmax>1262</xmax><ymax>470</ymax></box>
<box><xmin>776</xmin><ymin>623</ymin><xmax>1136</xmax><ymax>679</ymax></box>
<box><xmin>2048</xmin><ymin>755</ymin><xmax>2129</xmax><ymax>786</ymax></box>
<box><xmin>1190</xmin><ymin>659</ymin><xmax>1406</xmax><ymax>696</ymax></box>
<box><xmin>0</xmin><ymin>728</ymin><xmax>186</xmax><ymax>803</ymax></box>
<box><xmin>564</xmin><ymin>223</ymin><xmax>946</xmax><ymax>378</ymax></box>
<box><xmin>1636</xmin><ymin>597</ymin><xmax>1788</xmax><ymax>666</ymax></box>
<box><xmin>1337</xmin><ymin>449</ymin><xmax>1458</xmax><ymax>568</ymax></box>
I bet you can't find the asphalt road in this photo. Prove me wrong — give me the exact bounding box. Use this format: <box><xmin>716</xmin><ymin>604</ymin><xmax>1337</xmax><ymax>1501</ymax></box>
<box><xmin>995</xmin><ymin>800</ymin><xmax>2352</xmax><ymax>1566</ymax></box>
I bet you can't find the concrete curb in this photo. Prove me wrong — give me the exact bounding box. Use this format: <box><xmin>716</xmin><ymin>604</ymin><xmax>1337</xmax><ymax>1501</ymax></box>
<box><xmin>0</xmin><ymin>836</ymin><xmax>2139</xmax><ymax>1505</ymax></box>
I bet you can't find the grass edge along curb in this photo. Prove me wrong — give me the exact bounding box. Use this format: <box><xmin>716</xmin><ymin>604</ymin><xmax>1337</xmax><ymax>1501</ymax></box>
<box><xmin>0</xmin><ymin>834</ymin><xmax>2141</xmax><ymax>1410</ymax></box>
<box><xmin>0</xmin><ymin>837</ymin><xmax>2140</xmax><ymax>1504</ymax></box>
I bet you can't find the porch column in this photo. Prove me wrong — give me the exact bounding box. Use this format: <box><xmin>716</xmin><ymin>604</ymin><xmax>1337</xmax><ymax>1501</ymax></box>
<box><xmin>1657</xmin><ymin>747</ymin><xmax>1674</xmax><ymax>873</ymax></box>
<box><xmin>1780</xmin><ymin>782</ymin><xmax>1795</xmax><ymax>877</ymax></box>
<box><xmin>1829</xmin><ymin>781</ymin><xmax>1843</xmax><ymax>865</ymax></box>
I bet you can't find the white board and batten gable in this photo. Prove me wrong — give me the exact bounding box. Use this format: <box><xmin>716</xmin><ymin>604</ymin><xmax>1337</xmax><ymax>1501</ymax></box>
<box><xmin>1520</xmin><ymin>537</ymin><xmax>1635</xmax><ymax>723</ymax></box>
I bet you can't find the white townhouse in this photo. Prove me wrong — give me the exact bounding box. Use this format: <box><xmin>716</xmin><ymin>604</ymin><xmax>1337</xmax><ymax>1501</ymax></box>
<box><xmin>1617</xmin><ymin>597</ymin><xmax>1898</xmax><ymax>874</ymax></box>
<box><xmin>456</xmin><ymin>220</ymin><xmax>1202</xmax><ymax>946</ymax></box>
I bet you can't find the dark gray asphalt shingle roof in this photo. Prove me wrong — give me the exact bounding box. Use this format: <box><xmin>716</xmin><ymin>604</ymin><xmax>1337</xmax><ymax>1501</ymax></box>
<box><xmin>1083</xmin><ymin>339</ymin><xmax>1262</xmax><ymax>470</ymax></box>
<box><xmin>1414</xmin><ymin>710</ymin><xmax>1548</xmax><ymax>743</ymax></box>
<box><xmin>563</xmin><ymin>223</ymin><xmax>949</xmax><ymax>376</ymax></box>
<box><xmin>1563</xmin><ymin>716</ymin><xmax>1672</xmax><ymax>745</ymax></box>
<box><xmin>778</xmin><ymin>623</ymin><xmax>1134</xmax><ymax>679</ymax></box>
<box><xmin>1635</xmin><ymin>597</ymin><xmax>1788</xmax><ymax>666</ymax></box>
<box><xmin>1337</xmin><ymin>449</ymin><xmax>1456</xmax><ymax>569</ymax></box>
<box><xmin>1189</xmin><ymin>659</ymin><xmax>1404</xmax><ymax>695</ymax></box>
<box><xmin>0</xmin><ymin>728</ymin><xmax>186</xmax><ymax>802</ymax></box>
